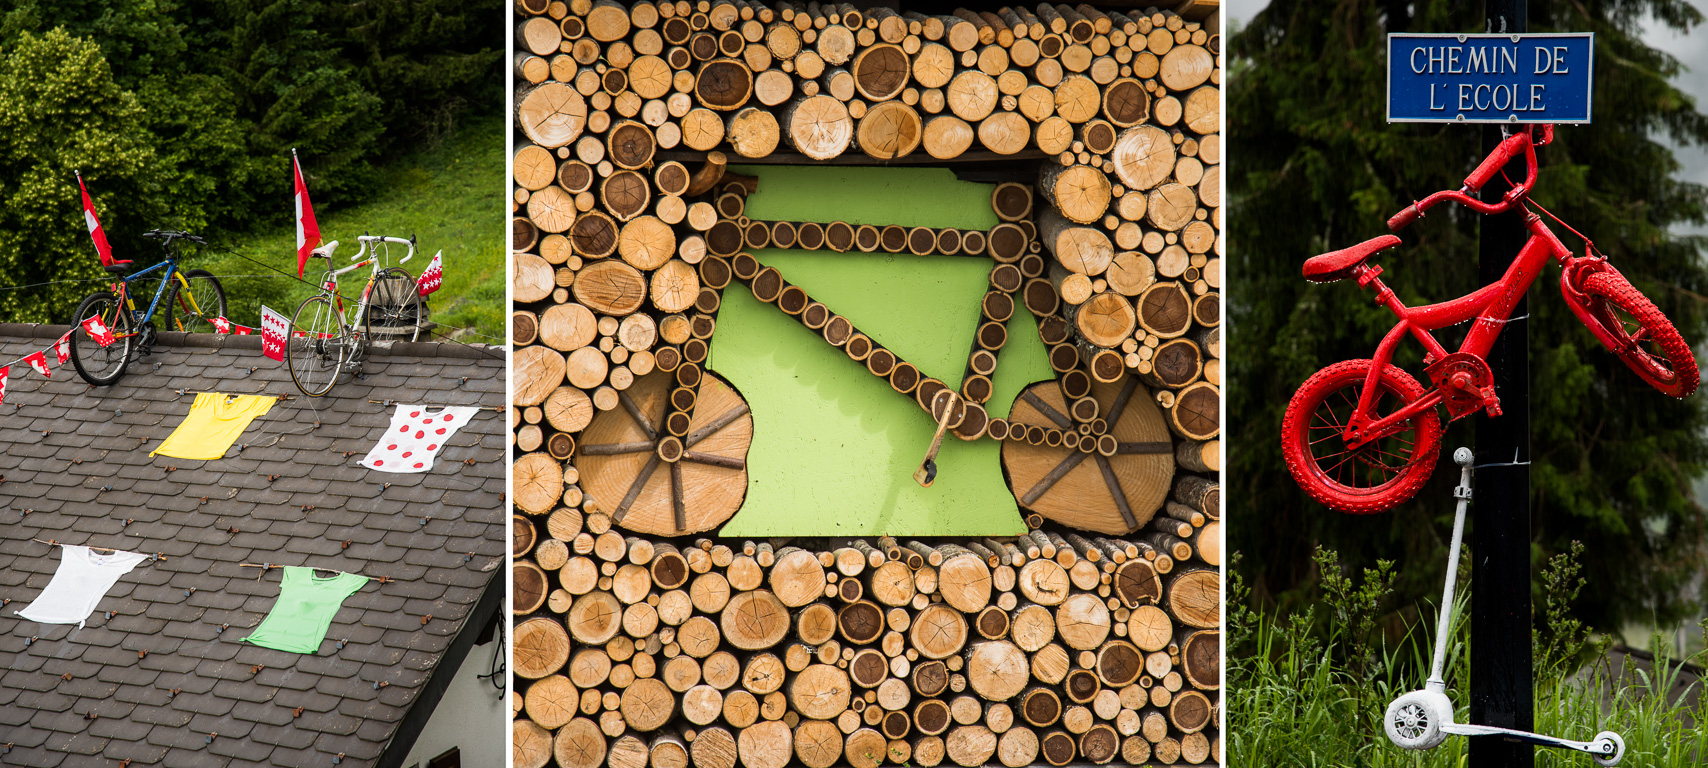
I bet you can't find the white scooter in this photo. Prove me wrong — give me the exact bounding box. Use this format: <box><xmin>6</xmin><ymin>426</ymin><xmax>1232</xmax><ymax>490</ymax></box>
<box><xmin>1382</xmin><ymin>447</ymin><xmax>1625</xmax><ymax>766</ymax></box>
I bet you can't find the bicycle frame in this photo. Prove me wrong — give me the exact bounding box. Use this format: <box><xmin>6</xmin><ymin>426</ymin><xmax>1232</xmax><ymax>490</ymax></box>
<box><xmin>310</xmin><ymin>235</ymin><xmax>415</xmax><ymax>335</ymax></box>
<box><xmin>1339</xmin><ymin>126</ymin><xmax>1621</xmax><ymax>450</ymax></box>
<box><xmin>112</xmin><ymin>259</ymin><xmax>198</xmax><ymax>334</ymax></box>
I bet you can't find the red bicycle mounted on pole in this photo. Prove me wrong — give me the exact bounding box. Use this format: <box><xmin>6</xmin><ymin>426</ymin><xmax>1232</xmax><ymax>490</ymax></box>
<box><xmin>1281</xmin><ymin>124</ymin><xmax>1699</xmax><ymax>513</ymax></box>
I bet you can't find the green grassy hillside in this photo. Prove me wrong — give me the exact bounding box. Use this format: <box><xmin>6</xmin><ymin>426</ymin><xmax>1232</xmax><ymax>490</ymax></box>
<box><xmin>195</xmin><ymin>113</ymin><xmax>504</xmax><ymax>345</ymax></box>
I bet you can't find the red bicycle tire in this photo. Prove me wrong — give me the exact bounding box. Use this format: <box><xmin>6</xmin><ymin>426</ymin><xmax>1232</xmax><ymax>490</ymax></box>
<box><xmin>1281</xmin><ymin>359</ymin><xmax>1443</xmax><ymax>514</ymax></box>
<box><xmin>1579</xmin><ymin>270</ymin><xmax>1700</xmax><ymax>398</ymax></box>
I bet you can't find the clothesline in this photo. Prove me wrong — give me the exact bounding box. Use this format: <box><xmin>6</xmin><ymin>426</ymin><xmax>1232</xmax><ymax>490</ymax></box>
<box><xmin>367</xmin><ymin>399</ymin><xmax>503</xmax><ymax>412</ymax></box>
<box><xmin>30</xmin><ymin>539</ymin><xmax>166</xmax><ymax>561</ymax></box>
<box><xmin>239</xmin><ymin>563</ymin><xmax>394</xmax><ymax>583</ymax></box>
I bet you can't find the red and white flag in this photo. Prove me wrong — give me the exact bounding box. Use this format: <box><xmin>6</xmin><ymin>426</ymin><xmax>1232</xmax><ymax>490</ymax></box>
<box><xmin>418</xmin><ymin>250</ymin><xmax>444</xmax><ymax>296</ymax></box>
<box><xmin>55</xmin><ymin>334</ymin><xmax>70</xmax><ymax>365</ymax></box>
<box><xmin>0</xmin><ymin>367</ymin><xmax>8</xmax><ymax>406</ymax></box>
<box><xmin>24</xmin><ymin>351</ymin><xmax>50</xmax><ymax>378</ymax></box>
<box><xmin>293</xmin><ymin>151</ymin><xmax>321</xmax><ymax>277</ymax></box>
<box><xmin>81</xmin><ymin>315</ymin><xmax>117</xmax><ymax>347</ymax></box>
<box><xmin>261</xmin><ymin>305</ymin><xmax>287</xmax><ymax>361</ymax></box>
<box><xmin>76</xmin><ymin>172</ymin><xmax>115</xmax><ymax>267</ymax></box>
<box><xmin>213</xmin><ymin>316</ymin><xmax>231</xmax><ymax>334</ymax></box>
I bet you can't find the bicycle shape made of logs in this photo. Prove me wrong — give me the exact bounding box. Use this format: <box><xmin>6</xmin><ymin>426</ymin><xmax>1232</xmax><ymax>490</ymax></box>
<box><xmin>1281</xmin><ymin>124</ymin><xmax>1699</xmax><ymax>514</ymax></box>
<box><xmin>286</xmin><ymin>234</ymin><xmax>429</xmax><ymax>397</ymax></box>
<box><xmin>549</xmin><ymin>174</ymin><xmax>1214</xmax><ymax>538</ymax></box>
<box><xmin>70</xmin><ymin>229</ymin><xmax>228</xmax><ymax>386</ymax></box>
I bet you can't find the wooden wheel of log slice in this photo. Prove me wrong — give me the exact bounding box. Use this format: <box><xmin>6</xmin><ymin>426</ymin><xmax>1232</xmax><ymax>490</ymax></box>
<box><xmin>515</xmin><ymin>616</ymin><xmax>571</xmax><ymax>679</ymax></box>
<box><xmin>855</xmin><ymin>101</ymin><xmax>922</xmax><ymax>160</ymax></box>
<box><xmin>514</xmin><ymin>719</ymin><xmax>555</xmax><ymax>768</ymax></box>
<box><xmin>552</xmin><ymin>718</ymin><xmax>606</xmax><ymax>768</ymax></box>
<box><xmin>1111</xmin><ymin>125</ymin><xmax>1176</xmax><ymax>191</ymax></box>
<box><xmin>1001</xmin><ymin>375</ymin><xmax>1175</xmax><ymax>534</ymax></box>
<box><xmin>575</xmin><ymin>368</ymin><xmax>751</xmax><ymax>535</ymax></box>
<box><xmin>518</xmin><ymin>82</ymin><xmax>587</xmax><ymax>149</ymax></box>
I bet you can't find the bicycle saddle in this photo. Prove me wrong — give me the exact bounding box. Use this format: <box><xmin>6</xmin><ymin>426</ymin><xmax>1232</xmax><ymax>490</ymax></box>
<box><xmin>312</xmin><ymin>240</ymin><xmax>340</xmax><ymax>259</ymax></box>
<box><xmin>1303</xmin><ymin>235</ymin><xmax>1402</xmax><ymax>283</ymax></box>
<box><xmin>103</xmin><ymin>260</ymin><xmax>134</xmax><ymax>275</ymax></box>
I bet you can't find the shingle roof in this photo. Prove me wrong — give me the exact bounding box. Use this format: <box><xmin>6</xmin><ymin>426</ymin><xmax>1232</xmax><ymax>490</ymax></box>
<box><xmin>0</xmin><ymin>324</ymin><xmax>505</xmax><ymax>767</ymax></box>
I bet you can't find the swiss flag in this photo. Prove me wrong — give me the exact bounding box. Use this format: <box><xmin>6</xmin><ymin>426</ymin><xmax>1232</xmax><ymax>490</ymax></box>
<box><xmin>76</xmin><ymin>172</ymin><xmax>115</xmax><ymax>267</ymax></box>
<box><xmin>24</xmin><ymin>351</ymin><xmax>50</xmax><ymax>378</ymax></box>
<box><xmin>417</xmin><ymin>250</ymin><xmax>444</xmax><ymax>296</ymax></box>
<box><xmin>261</xmin><ymin>305</ymin><xmax>287</xmax><ymax>361</ymax></box>
<box><xmin>0</xmin><ymin>367</ymin><xmax>7</xmax><ymax>406</ymax></box>
<box><xmin>81</xmin><ymin>315</ymin><xmax>116</xmax><ymax>347</ymax></box>
<box><xmin>213</xmin><ymin>316</ymin><xmax>231</xmax><ymax>334</ymax></box>
<box><xmin>293</xmin><ymin>151</ymin><xmax>321</xmax><ymax>277</ymax></box>
<box><xmin>55</xmin><ymin>334</ymin><xmax>70</xmax><ymax>365</ymax></box>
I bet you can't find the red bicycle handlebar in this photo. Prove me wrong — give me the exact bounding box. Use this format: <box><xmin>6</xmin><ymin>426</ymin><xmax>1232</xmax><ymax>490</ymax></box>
<box><xmin>1387</xmin><ymin>125</ymin><xmax>1549</xmax><ymax>232</ymax></box>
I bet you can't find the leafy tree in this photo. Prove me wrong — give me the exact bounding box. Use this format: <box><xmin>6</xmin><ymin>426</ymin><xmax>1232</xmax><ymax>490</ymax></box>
<box><xmin>0</xmin><ymin>29</ymin><xmax>162</xmax><ymax>322</ymax></box>
<box><xmin>1230</xmin><ymin>0</ymin><xmax>1708</xmax><ymax>634</ymax></box>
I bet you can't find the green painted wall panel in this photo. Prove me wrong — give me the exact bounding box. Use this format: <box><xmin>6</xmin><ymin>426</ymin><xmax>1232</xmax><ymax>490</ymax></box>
<box><xmin>711</xmin><ymin>165</ymin><xmax>1051</xmax><ymax>536</ymax></box>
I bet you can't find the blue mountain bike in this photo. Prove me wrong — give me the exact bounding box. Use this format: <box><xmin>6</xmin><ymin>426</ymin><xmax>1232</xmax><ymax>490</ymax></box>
<box><xmin>69</xmin><ymin>229</ymin><xmax>227</xmax><ymax>385</ymax></box>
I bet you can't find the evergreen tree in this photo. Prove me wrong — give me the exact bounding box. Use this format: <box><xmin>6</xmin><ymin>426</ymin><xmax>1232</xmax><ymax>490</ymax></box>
<box><xmin>1230</xmin><ymin>0</ymin><xmax>1708</xmax><ymax>633</ymax></box>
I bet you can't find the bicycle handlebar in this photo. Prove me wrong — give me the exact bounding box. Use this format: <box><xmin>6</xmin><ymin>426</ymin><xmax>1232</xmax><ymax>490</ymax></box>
<box><xmin>1388</xmin><ymin>125</ymin><xmax>1549</xmax><ymax>232</ymax></box>
<box><xmin>142</xmin><ymin>229</ymin><xmax>206</xmax><ymax>245</ymax></box>
<box><xmin>354</xmin><ymin>234</ymin><xmax>416</xmax><ymax>263</ymax></box>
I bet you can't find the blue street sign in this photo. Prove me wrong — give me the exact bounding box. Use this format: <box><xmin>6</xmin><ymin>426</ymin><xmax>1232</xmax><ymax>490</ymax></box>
<box><xmin>1388</xmin><ymin>33</ymin><xmax>1593</xmax><ymax>123</ymax></box>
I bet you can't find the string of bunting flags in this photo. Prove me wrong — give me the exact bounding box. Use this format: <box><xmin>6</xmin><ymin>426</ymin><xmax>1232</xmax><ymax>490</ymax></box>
<box><xmin>0</xmin><ymin>331</ymin><xmax>74</xmax><ymax>406</ymax></box>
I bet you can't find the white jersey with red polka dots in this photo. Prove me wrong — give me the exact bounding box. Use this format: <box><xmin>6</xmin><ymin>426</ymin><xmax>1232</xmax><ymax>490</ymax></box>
<box><xmin>360</xmin><ymin>404</ymin><xmax>480</xmax><ymax>473</ymax></box>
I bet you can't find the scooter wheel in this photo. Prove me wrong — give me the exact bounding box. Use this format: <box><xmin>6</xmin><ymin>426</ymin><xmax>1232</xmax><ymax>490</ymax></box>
<box><xmin>1591</xmin><ymin>731</ymin><xmax>1624</xmax><ymax>767</ymax></box>
<box><xmin>1383</xmin><ymin>690</ymin><xmax>1452</xmax><ymax>751</ymax></box>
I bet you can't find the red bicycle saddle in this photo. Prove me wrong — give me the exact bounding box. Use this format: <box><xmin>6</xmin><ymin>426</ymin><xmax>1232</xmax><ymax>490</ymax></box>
<box><xmin>1303</xmin><ymin>235</ymin><xmax>1401</xmax><ymax>283</ymax></box>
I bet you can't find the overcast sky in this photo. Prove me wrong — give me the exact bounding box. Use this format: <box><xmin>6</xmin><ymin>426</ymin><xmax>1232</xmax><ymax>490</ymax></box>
<box><xmin>1225</xmin><ymin>1</ymin><xmax>1708</xmax><ymax>235</ymax></box>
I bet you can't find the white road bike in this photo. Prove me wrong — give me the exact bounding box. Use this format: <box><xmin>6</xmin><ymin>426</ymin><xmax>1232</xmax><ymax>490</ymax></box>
<box><xmin>287</xmin><ymin>234</ymin><xmax>431</xmax><ymax>396</ymax></box>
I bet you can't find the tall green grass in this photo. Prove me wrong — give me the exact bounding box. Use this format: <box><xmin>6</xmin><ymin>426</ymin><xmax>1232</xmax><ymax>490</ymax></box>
<box><xmin>1229</xmin><ymin>548</ymin><xmax>1708</xmax><ymax>767</ymax></box>
<box><xmin>190</xmin><ymin>113</ymin><xmax>504</xmax><ymax>345</ymax></box>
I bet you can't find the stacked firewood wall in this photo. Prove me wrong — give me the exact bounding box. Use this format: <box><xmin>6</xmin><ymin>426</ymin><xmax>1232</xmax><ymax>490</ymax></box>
<box><xmin>515</xmin><ymin>514</ymin><xmax>1222</xmax><ymax>768</ymax></box>
<box><xmin>511</xmin><ymin>1</ymin><xmax>1222</xmax><ymax>766</ymax></box>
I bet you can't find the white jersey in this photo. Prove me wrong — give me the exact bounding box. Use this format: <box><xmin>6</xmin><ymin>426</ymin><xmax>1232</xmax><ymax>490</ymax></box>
<box><xmin>16</xmin><ymin>545</ymin><xmax>148</xmax><ymax>627</ymax></box>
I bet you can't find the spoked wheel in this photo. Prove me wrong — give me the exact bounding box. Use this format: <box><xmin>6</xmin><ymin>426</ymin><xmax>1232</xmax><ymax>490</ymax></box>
<box><xmin>1579</xmin><ymin>270</ymin><xmax>1699</xmax><ymax>398</ymax></box>
<box><xmin>287</xmin><ymin>295</ymin><xmax>348</xmax><ymax>397</ymax></box>
<box><xmin>1001</xmin><ymin>375</ymin><xmax>1177</xmax><ymax>535</ymax></box>
<box><xmin>364</xmin><ymin>267</ymin><xmax>425</xmax><ymax>342</ymax></box>
<box><xmin>69</xmin><ymin>291</ymin><xmax>135</xmax><ymax>386</ymax></box>
<box><xmin>572</xmin><ymin>369</ymin><xmax>753</xmax><ymax>536</ymax></box>
<box><xmin>1281</xmin><ymin>359</ymin><xmax>1442</xmax><ymax>513</ymax></box>
<box><xmin>162</xmin><ymin>269</ymin><xmax>227</xmax><ymax>333</ymax></box>
<box><xmin>1383</xmin><ymin>690</ymin><xmax>1452</xmax><ymax>750</ymax></box>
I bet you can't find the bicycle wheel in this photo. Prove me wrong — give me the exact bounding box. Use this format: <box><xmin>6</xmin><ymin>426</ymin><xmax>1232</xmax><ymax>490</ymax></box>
<box><xmin>364</xmin><ymin>267</ymin><xmax>424</xmax><ymax>343</ymax></box>
<box><xmin>287</xmin><ymin>295</ymin><xmax>348</xmax><ymax>397</ymax></box>
<box><xmin>162</xmin><ymin>269</ymin><xmax>227</xmax><ymax>332</ymax></box>
<box><xmin>1281</xmin><ymin>359</ymin><xmax>1442</xmax><ymax>513</ymax></box>
<box><xmin>1579</xmin><ymin>269</ymin><xmax>1700</xmax><ymax>398</ymax></box>
<box><xmin>69</xmin><ymin>291</ymin><xmax>136</xmax><ymax>386</ymax></box>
